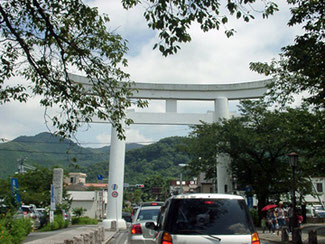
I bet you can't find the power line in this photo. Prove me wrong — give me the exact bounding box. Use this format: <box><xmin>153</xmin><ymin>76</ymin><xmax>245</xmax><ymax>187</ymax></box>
<box><xmin>0</xmin><ymin>148</ymin><xmax>108</xmax><ymax>155</ymax></box>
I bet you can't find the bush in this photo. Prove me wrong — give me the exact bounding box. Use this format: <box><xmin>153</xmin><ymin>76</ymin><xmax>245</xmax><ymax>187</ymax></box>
<box><xmin>72</xmin><ymin>207</ymin><xmax>87</xmax><ymax>217</ymax></box>
<box><xmin>55</xmin><ymin>215</ymin><xmax>64</xmax><ymax>229</ymax></box>
<box><xmin>0</xmin><ymin>215</ymin><xmax>31</xmax><ymax>244</ymax></box>
<box><xmin>0</xmin><ymin>220</ymin><xmax>12</xmax><ymax>244</ymax></box>
<box><xmin>64</xmin><ymin>219</ymin><xmax>70</xmax><ymax>228</ymax></box>
<box><xmin>9</xmin><ymin>218</ymin><xmax>32</xmax><ymax>243</ymax></box>
<box><xmin>72</xmin><ymin>216</ymin><xmax>98</xmax><ymax>225</ymax></box>
<box><xmin>41</xmin><ymin>215</ymin><xmax>68</xmax><ymax>231</ymax></box>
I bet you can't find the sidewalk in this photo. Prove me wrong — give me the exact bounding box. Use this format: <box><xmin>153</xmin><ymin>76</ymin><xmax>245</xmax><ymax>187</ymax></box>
<box><xmin>258</xmin><ymin>224</ymin><xmax>325</xmax><ymax>243</ymax></box>
<box><xmin>23</xmin><ymin>225</ymin><xmax>117</xmax><ymax>244</ymax></box>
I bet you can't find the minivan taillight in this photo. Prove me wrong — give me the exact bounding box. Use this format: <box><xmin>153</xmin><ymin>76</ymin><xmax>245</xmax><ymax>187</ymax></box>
<box><xmin>251</xmin><ymin>232</ymin><xmax>260</xmax><ymax>244</ymax></box>
<box><xmin>131</xmin><ymin>224</ymin><xmax>142</xmax><ymax>234</ymax></box>
<box><xmin>161</xmin><ymin>232</ymin><xmax>172</xmax><ymax>244</ymax></box>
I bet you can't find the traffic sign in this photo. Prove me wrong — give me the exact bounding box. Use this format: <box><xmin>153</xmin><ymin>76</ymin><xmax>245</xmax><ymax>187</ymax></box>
<box><xmin>111</xmin><ymin>184</ymin><xmax>118</xmax><ymax>190</ymax></box>
<box><xmin>112</xmin><ymin>191</ymin><xmax>118</xmax><ymax>198</ymax></box>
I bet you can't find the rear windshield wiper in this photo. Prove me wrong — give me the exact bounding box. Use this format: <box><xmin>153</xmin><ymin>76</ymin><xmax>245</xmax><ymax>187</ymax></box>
<box><xmin>177</xmin><ymin>229</ymin><xmax>221</xmax><ymax>242</ymax></box>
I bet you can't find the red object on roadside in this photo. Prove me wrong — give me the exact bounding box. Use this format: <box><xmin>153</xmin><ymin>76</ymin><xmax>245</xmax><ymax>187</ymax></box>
<box><xmin>261</xmin><ymin>204</ymin><xmax>277</xmax><ymax>211</ymax></box>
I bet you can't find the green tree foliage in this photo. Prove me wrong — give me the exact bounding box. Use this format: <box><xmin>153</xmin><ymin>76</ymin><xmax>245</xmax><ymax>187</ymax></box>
<box><xmin>122</xmin><ymin>0</ymin><xmax>278</xmax><ymax>56</ymax></box>
<box><xmin>16</xmin><ymin>167</ymin><xmax>52</xmax><ymax>206</ymax></box>
<box><xmin>187</xmin><ymin>100</ymin><xmax>320</xmax><ymax>211</ymax></box>
<box><xmin>72</xmin><ymin>207</ymin><xmax>87</xmax><ymax>217</ymax></box>
<box><xmin>142</xmin><ymin>175</ymin><xmax>171</xmax><ymax>201</ymax></box>
<box><xmin>0</xmin><ymin>215</ymin><xmax>31</xmax><ymax>244</ymax></box>
<box><xmin>0</xmin><ymin>167</ymin><xmax>52</xmax><ymax>207</ymax></box>
<box><xmin>0</xmin><ymin>0</ymin><xmax>146</xmax><ymax>139</ymax></box>
<box><xmin>124</xmin><ymin>137</ymin><xmax>191</xmax><ymax>184</ymax></box>
<box><xmin>0</xmin><ymin>166</ymin><xmax>71</xmax><ymax>208</ymax></box>
<box><xmin>124</xmin><ymin>189</ymin><xmax>143</xmax><ymax>206</ymax></box>
<box><xmin>0</xmin><ymin>0</ymin><xmax>280</xmax><ymax>139</ymax></box>
<box><xmin>250</xmin><ymin>0</ymin><xmax>325</xmax><ymax>109</ymax></box>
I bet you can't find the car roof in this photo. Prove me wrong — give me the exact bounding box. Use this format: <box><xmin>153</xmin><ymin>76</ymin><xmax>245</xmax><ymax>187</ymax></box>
<box><xmin>170</xmin><ymin>193</ymin><xmax>244</xmax><ymax>200</ymax></box>
<box><xmin>140</xmin><ymin>201</ymin><xmax>164</xmax><ymax>207</ymax></box>
<box><xmin>138</xmin><ymin>205</ymin><xmax>161</xmax><ymax>210</ymax></box>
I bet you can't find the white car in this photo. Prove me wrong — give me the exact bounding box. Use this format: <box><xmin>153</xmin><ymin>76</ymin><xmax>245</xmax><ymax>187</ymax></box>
<box><xmin>128</xmin><ymin>203</ymin><xmax>161</xmax><ymax>244</ymax></box>
<box><xmin>16</xmin><ymin>205</ymin><xmax>41</xmax><ymax>229</ymax></box>
<box><xmin>146</xmin><ymin>193</ymin><xmax>260</xmax><ymax>244</ymax></box>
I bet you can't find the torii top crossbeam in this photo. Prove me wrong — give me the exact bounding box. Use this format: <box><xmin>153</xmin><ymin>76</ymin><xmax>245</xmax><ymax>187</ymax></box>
<box><xmin>69</xmin><ymin>73</ymin><xmax>272</xmax><ymax>125</ymax></box>
<box><xmin>69</xmin><ymin>73</ymin><xmax>272</xmax><ymax>101</ymax></box>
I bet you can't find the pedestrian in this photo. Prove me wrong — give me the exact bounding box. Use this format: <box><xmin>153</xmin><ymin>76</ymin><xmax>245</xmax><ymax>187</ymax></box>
<box><xmin>271</xmin><ymin>210</ymin><xmax>278</xmax><ymax>234</ymax></box>
<box><xmin>276</xmin><ymin>201</ymin><xmax>286</xmax><ymax>235</ymax></box>
<box><xmin>267</xmin><ymin>211</ymin><xmax>273</xmax><ymax>233</ymax></box>
<box><xmin>261</xmin><ymin>216</ymin><xmax>267</xmax><ymax>233</ymax></box>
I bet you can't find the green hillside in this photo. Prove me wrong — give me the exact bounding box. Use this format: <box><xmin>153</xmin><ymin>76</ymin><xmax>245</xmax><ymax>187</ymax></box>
<box><xmin>0</xmin><ymin>133</ymin><xmax>190</xmax><ymax>183</ymax></box>
<box><xmin>83</xmin><ymin>136</ymin><xmax>191</xmax><ymax>183</ymax></box>
<box><xmin>0</xmin><ymin>132</ymin><xmax>143</xmax><ymax>179</ymax></box>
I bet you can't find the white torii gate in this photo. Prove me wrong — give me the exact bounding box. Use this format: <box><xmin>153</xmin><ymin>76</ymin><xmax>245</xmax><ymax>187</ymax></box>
<box><xmin>69</xmin><ymin>74</ymin><xmax>271</xmax><ymax>229</ymax></box>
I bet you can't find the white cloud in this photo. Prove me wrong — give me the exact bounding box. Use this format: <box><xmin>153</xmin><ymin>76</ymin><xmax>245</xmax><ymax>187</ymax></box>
<box><xmin>0</xmin><ymin>0</ymin><xmax>304</xmax><ymax>147</ymax></box>
<box><xmin>95</xmin><ymin>132</ymin><xmax>111</xmax><ymax>146</ymax></box>
<box><xmin>126</xmin><ymin>128</ymin><xmax>153</xmax><ymax>144</ymax></box>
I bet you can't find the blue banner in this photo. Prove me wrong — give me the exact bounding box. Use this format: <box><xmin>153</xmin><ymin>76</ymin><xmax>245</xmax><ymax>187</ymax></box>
<box><xmin>10</xmin><ymin>178</ymin><xmax>21</xmax><ymax>206</ymax></box>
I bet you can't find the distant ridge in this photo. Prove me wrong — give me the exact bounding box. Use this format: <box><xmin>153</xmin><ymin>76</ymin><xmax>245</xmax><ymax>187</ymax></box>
<box><xmin>0</xmin><ymin>132</ymin><xmax>144</xmax><ymax>179</ymax></box>
<box><xmin>0</xmin><ymin>132</ymin><xmax>190</xmax><ymax>183</ymax></box>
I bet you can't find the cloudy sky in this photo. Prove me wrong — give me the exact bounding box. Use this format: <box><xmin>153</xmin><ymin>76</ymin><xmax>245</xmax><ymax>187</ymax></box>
<box><xmin>0</xmin><ymin>0</ymin><xmax>302</xmax><ymax>147</ymax></box>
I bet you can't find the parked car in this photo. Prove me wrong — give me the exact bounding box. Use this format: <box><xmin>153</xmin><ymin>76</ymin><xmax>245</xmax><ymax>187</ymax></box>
<box><xmin>314</xmin><ymin>205</ymin><xmax>325</xmax><ymax>218</ymax></box>
<box><xmin>306</xmin><ymin>205</ymin><xmax>325</xmax><ymax>218</ymax></box>
<box><xmin>128</xmin><ymin>204</ymin><xmax>161</xmax><ymax>244</ymax></box>
<box><xmin>140</xmin><ymin>201</ymin><xmax>164</xmax><ymax>207</ymax></box>
<box><xmin>145</xmin><ymin>193</ymin><xmax>260</xmax><ymax>244</ymax></box>
<box><xmin>36</xmin><ymin>207</ymin><xmax>48</xmax><ymax>227</ymax></box>
<box><xmin>16</xmin><ymin>205</ymin><xmax>41</xmax><ymax>229</ymax></box>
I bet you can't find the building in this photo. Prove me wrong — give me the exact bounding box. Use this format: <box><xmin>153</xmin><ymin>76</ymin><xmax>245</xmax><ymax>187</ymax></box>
<box><xmin>65</xmin><ymin>172</ymin><xmax>108</xmax><ymax>219</ymax></box>
<box><xmin>169</xmin><ymin>179</ymin><xmax>198</xmax><ymax>194</ymax></box>
<box><xmin>68</xmin><ymin>191</ymin><xmax>107</xmax><ymax>219</ymax></box>
<box><xmin>304</xmin><ymin>177</ymin><xmax>325</xmax><ymax>206</ymax></box>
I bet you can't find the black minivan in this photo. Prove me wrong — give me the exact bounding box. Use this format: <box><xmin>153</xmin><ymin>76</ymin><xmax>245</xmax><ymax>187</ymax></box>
<box><xmin>145</xmin><ymin>193</ymin><xmax>260</xmax><ymax>244</ymax></box>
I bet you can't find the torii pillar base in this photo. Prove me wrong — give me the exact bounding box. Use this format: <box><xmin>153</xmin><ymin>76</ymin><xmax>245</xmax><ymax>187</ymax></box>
<box><xmin>102</xmin><ymin>219</ymin><xmax>127</xmax><ymax>230</ymax></box>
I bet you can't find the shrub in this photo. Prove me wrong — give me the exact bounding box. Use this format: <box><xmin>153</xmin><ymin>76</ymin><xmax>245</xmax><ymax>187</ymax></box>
<box><xmin>40</xmin><ymin>215</ymin><xmax>68</xmax><ymax>231</ymax></box>
<box><xmin>0</xmin><ymin>220</ymin><xmax>12</xmax><ymax>244</ymax></box>
<box><xmin>9</xmin><ymin>218</ymin><xmax>32</xmax><ymax>243</ymax></box>
<box><xmin>64</xmin><ymin>219</ymin><xmax>70</xmax><ymax>228</ymax></box>
<box><xmin>55</xmin><ymin>215</ymin><xmax>64</xmax><ymax>229</ymax></box>
<box><xmin>0</xmin><ymin>215</ymin><xmax>31</xmax><ymax>244</ymax></box>
<box><xmin>72</xmin><ymin>216</ymin><xmax>98</xmax><ymax>225</ymax></box>
<box><xmin>72</xmin><ymin>207</ymin><xmax>87</xmax><ymax>217</ymax></box>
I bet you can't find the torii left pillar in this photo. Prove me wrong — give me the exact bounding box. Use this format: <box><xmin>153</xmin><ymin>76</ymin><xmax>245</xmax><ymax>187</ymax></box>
<box><xmin>102</xmin><ymin>124</ymin><xmax>127</xmax><ymax>230</ymax></box>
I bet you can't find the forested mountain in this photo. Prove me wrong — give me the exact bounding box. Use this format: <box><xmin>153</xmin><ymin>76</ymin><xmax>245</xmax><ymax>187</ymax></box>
<box><xmin>0</xmin><ymin>133</ymin><xmax>190</xmax><ymax>183</ymax></box>
<box><xmin>0</xmin><ymin>132</ymin><xmax>143</xmax><ymax>179</ymax></box>
<box><xmin>83</xmin><ymin>136</ymin><xmax>191</xmax><ymax>183</ymax></box>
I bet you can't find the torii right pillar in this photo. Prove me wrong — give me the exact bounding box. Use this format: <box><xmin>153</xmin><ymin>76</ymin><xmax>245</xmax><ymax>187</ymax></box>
<box><xmin>214</xmin><ymin>97</ymin><xmax>233</xmax><ymax>194</ymax></box>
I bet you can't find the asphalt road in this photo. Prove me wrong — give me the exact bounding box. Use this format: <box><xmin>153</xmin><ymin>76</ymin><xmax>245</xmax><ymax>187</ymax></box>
<box><xmin>107</xmin><ymin>230</ymin><xmax>129</xmax><ymax>244</ymax></box>
<box><xmin>106</xmin><ymin>231</ymin><xmax>279</xmax><ymax>244</ymax></box>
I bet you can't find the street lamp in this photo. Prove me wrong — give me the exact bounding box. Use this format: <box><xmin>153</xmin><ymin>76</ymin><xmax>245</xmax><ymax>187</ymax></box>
<box><xmin>288</xmin><ymin>152</ymin><xmax>301</xmax><ymax>244</ymax></box>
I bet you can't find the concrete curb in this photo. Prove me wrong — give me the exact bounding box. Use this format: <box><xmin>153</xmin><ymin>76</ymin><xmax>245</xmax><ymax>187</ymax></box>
<box><xmin>23</xmin><ymin>225</ymin><xmax>117</xmax><ymax>244</ymax></box>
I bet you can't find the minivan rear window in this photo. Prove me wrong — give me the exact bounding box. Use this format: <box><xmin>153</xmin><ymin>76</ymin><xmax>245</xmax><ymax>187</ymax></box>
<box><xmin>137</xmin><ymin>208</ymin><xmax>160</xmax><ymax>221</ymax></box>
<box><xmin>166</xmin><ymin>199</ymin><xmax>254</xmax><ymax>235</ymax></box>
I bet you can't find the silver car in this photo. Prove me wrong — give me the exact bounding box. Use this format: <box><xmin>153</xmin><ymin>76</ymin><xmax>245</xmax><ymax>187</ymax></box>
<box><xmin>15</xmin><ymin>205</ymin><xmax>41</xmax><ymax>229</ymax></box>
<box><xmin>128</xmin><ymin>205</ymin><xmax>161</xmax><ymax>244</ymax></box>
<box><xmin>146</xmin><ymin>193</ymin><xmax>260</xmax><ymax>244</ymax></box>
